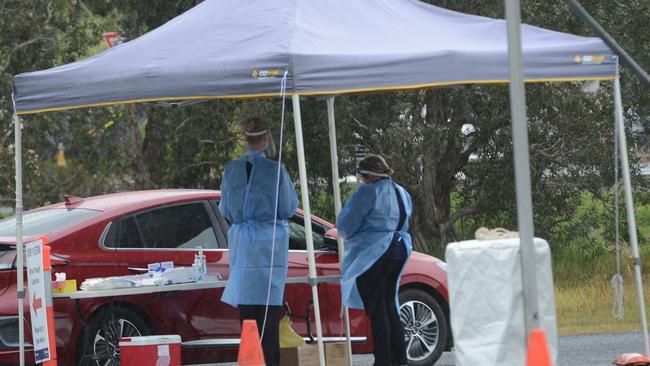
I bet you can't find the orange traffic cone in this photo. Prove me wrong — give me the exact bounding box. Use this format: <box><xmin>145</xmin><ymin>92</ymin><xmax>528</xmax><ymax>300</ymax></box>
<box><xmin>526</xmin><ymin>329</ymin><xmax>552</xmax><ymax>366</ymax></box>
<box><xmin>237</xmin><ymin>320</ymin><xmax>266</xmax><ymax>366</ymax></box>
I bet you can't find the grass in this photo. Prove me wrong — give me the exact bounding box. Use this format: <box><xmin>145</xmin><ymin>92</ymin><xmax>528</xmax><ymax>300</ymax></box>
<box><xmin>555</xmin><ymin>279</ymin><xmax>648</xmax><ymax>335</ymax></box>
<box><xmin>554</xmin><ymin>229</ymin><xmax>650</xmax><ymax>335</ymax></box>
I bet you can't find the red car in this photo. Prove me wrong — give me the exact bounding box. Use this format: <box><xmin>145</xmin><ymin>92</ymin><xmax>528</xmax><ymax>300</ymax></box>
<box><xmin>0</xmin><ymin>190</ymin><xmax>449</xmax><ymax>365</ymax></box>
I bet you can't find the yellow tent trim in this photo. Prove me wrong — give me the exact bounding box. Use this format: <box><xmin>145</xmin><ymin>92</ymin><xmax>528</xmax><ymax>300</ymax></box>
<box><xmin>16</xmin><ymin>75</ymin><xmax>616</xmax><ymax>116</ymax></box>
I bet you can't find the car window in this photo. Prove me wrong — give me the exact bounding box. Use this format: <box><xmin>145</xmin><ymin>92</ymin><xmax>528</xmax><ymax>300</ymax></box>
<box><xmin>115</xmin><ymin>216</ymin><xmax>143</xmax><ymax>248</ymax></box>
<box><xmin>0</xmin><ymin>248</ymin><xmax>15</xmax><ymax>270</ymax></box>
<box><xmin>0</xmin><ymin>208</ymin><xmax>100</xmax><ymax>237</ymax></box>
<box><xmin>288</xmin><ymin>216</ymin><xmax>326</xmax><ymax>251</ymax></box>
<box><xmin>104</xmin><ymin>202</ymin><xmax>219</xmax><ymax>250</ymax></box>
<box><xmin>208</xmin><ymin>199</ymin><xmax>230</xmax><ymax>248</ymax></box>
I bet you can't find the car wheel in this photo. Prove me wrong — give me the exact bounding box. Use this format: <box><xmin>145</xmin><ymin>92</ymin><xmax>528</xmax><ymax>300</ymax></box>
<box><xmin>78</xmin><ymin>306</ymin><xmax>152</xmax><ymax>366</ymax></box>
<box><xmin>399</xmin><ymin>289</ymin><xmax>448</xmax><ymax>366</ymax></box>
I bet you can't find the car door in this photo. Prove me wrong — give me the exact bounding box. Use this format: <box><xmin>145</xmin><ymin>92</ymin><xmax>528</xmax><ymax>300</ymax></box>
<box><xmin>285</xmin><ymin>216</ymin><xmax>347</xmax><ymax>339</ymax></box>
<box><xmin>105</xmin><ymin>200</ymin><xmax>239</xmax><ymax>342</ymax></box>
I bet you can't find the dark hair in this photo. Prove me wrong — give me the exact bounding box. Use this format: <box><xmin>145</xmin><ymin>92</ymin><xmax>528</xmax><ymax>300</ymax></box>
<box><xmin>239</xmin><ymin>117</ymin><xmax>268</xmax><ymax>145</ymax></box>
<box><xmin>358</xmin><ymin>154</ymin><xmax>393</xmax><ymax>176</ymax></box>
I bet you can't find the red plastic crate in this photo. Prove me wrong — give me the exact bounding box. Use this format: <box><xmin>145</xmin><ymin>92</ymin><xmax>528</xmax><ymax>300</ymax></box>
<box><xmin>119</xmin><ymin>335</ymin><xmax>181</xmax><ymax>366</ymax></box>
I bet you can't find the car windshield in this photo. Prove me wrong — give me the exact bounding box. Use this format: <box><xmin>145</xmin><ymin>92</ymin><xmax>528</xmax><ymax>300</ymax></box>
<box><xmin>0</xmin><ymin>208</ymin><xmax>100</xmax><ymax>236</ymax></box>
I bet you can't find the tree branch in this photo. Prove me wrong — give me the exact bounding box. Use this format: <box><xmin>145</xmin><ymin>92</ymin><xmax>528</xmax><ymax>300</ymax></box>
<box><xmin>448</xmin><ymin>205</ymin><xmax>480</xmax><ymax>225</ymax></box>
<box><xmin>178</xmin><ymin>133</ymin><xmax>237</xmax><ymax>146</ymax></box>
<box><xmin>173</xmin><ymin>118</ymin><xmax>191</xmax><ymax>133</ymax></box>
<box><xmin>180</xmin><ymin>160</ymin><xmax>222</xmax><ymax>172</ymax></box>
<box><xmin>1</xmin><ymin>36</ymin><xmax>55</xmax><ymax>72</ymax></box>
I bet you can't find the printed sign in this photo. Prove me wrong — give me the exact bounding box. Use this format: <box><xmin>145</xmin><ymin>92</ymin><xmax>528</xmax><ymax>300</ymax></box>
<box><xmin>251</xmin><ymin>68</ymin><xmax>282</xmax><ymax>80</ymax></box>
<box><xmin>26</xmin><ymin>239</ymin><xmax>51</xmax><ymax>363</ymax></box>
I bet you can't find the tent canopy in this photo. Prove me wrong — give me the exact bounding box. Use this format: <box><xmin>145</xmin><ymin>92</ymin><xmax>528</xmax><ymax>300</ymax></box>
<box><xmin>13</xmin><ymin>0</ymin><xmax>616</xmax><ymax>115</ymax></box>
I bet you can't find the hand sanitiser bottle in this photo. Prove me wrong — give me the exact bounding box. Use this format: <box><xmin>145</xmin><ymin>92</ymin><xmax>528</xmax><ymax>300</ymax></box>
<box><xmin>195</xmin><ymin>246</ymin><xmax>206</xmax><ymax>280</ymax></box>
<box><xmin>199</xmin><ymin>247</ymin><xmax>207</xmax><ymax>277</ymax></box>
<box><xmin>192</xmin><ymin>252</ymin><xmax>203</xmax><ymax>281</ymax></box>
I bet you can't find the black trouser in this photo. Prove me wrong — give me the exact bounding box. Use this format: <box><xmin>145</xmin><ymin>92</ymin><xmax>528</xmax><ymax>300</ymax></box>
<box><xmin>357</xmin><ymin>257</ymin><xmax>408</xmax><ymax>366</ymax></box>
<box><xmin>239</xmin><ymin>305</ymin><xmax>283</xmax><ymax>366</ymax></box>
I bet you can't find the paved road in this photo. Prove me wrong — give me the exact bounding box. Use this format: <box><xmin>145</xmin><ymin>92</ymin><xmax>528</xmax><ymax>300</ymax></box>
<box><xmin>347</xmin><ymin>332</ymin><xmax>647</xmax><ymax>366</ymax></box>
<box><xmin>555</xmin><ymin>332</ymin><xmax>645</xmax><ymax>366</ymax></box>
<box><xmin>213</xmin><ymin>332</ymin><xmax>646</xmax><ymax>365</ymax></box>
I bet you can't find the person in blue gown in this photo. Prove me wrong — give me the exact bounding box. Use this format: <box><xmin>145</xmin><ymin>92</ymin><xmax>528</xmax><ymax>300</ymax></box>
<box><xmin>219</xmin><ymin>117</ymin><xmax>298</xmax><ymax>366</ymax></box>
<box><xmin>338</xmin><ymin>154</ymin><xmax>413</xmax><ymax>366</ymax></box>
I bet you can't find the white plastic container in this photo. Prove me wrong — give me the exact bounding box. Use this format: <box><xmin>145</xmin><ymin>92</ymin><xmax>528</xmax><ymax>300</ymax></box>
<box><xmin>446</xmin><ymin>238</ymin><xmax>558</xmax><ymax>366</ymax></box>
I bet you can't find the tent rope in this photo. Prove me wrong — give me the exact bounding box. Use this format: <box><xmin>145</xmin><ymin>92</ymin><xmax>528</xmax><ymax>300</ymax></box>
<box><xmin>261</xmin><ymin>70</ymin><xmax>289</xmax><ymax>340</ymax></box>
<box><xmin>612</xmin><ymin>108</ymin><xmax>624</xmax><ymax>319</ymax></box>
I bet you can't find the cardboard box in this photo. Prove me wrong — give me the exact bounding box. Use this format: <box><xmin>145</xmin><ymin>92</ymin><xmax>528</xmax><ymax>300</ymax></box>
<box><xmin>325</xmin><ymin>342</ymin><xmax>350</xmax><ymax>366</ymax></box>
<box><xmin>280</xmin><ymin>345</ymin><xmax>319</xmax><ymax>366</ymax></box>
<box><xmin>51</xmin><ymin>279</ymin><xmax>77</xmax><ymax>294</ymax></box>
<box><xmin>159</xmin><ymin>267</ymin><xmax>195</xmax><ymax>284</ymax></box>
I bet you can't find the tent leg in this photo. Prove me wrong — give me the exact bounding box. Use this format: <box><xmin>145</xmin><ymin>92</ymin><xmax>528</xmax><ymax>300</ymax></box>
<box><xmin>326</xmin><ymin>97</ymin><xmax>353</xmax><ymax>363</ymax></box>
<box><xmin>292</xmin><ymin>95</ymin><xmax>326</xmax><ymax>366</ymax></box>
<box><xmin>613</xmin><ymin>67</ymin><xmax>650</xmax><ymax>356</ymax></box>
<box><xmin>13</xmin><ymin>112</ymin><xmax>25</xmax><ymax>366</ymax></box>
<box><xmin>504</xmin><ymin>0</ymin><xmax>540</xmax><ymax>337</ymax></box>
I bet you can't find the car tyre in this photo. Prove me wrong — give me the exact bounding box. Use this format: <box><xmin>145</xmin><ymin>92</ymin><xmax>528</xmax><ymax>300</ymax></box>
<box><xmin>78</xmin><ymin>306</ymin><xmax>152</xmax><ymax>366</ymax></box>
<box><xmin>399</xmin><ymin>288</ymin><xmax>448</xmax><ymax>366</ymax></box>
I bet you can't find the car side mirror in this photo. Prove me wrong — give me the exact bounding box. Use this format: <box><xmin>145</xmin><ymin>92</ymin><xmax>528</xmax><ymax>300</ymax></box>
<box><xmin>323</xmin><ymin>228</ymin><xmax>339</xmax><ymax>251</ymax></box>
<box><xmin>50</xmin><ymin>252</ymin><xmax>70</xmax><ymax>267</ymax></box>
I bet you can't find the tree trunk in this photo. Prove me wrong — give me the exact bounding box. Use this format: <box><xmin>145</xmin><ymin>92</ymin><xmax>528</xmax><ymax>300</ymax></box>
<box><xmin>407</xmin><ymin>89</ymin><xmax>469</xmax><ymax>254</ymax></box>
<box><xmin>125</xmin><ymin>104</ymin><xmax>152</xmax><ymax>188</ymax></box>
<box><xmin>409</xmin><ymin>134</ymin><xmax>458</xmax><ymax>253</ymax></box>
<box><xmin>142</xmin><ymin>106</ymin><xmax>170</xmax><ymax>187</ymax></box>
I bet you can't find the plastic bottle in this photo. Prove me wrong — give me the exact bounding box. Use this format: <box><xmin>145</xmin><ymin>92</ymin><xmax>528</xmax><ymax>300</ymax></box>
<box><xmin>194</xmin><ymin>247</ymin><xmax>206</xmax><ymax>281</ymax></box>
<box><xmin>192</xmin><ymin>253</ymin><xmax>202</xmax><ymax>281</ymax></box>
<box><xmin>199</xmin><ymin>247</ymin><xmax>207</xmax><ymax>277</ymax></box>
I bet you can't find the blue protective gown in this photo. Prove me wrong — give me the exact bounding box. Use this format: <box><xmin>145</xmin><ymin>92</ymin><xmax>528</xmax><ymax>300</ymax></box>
<box><xmin>337</xmin><ymin>178</ymin><xmax>413</xmax><ymax>309</ymax></box>
<box><xmin>219</xmin><ymin>150</ymin><xmax>298</xmax><ymax>307</ymax></box>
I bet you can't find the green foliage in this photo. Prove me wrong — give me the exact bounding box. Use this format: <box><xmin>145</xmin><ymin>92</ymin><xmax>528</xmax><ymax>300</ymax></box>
<box><xmin>552</xmin><ymin>193</ymin><xmax>610</xmax><ymax>261</ymax></box>
<box><xmin>307</xmin><ymin>183</ymin><xmax>357</xmax><ymax>223</ymax></box>
<box><xmin>635</xmin><ymin>205</ymin><xmax>650</xmax><ymax>245</ymax></box>
<box><xmin>551</xmin><ymin>193</ymin><xmax>650</xmax><ymax>288</ymax></box>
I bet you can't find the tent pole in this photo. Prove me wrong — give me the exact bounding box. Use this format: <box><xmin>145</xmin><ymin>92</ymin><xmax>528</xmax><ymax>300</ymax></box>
<box><xmin>504</xmin><ymin>0</ymin><xmax>540</xmax><ymax>337</ymax></box>
<box><xmin>326</xmin><ymin>97</ymin><xmax>353</xmax><ymax>363</ymax></box>
<box><xmin>292</xmin><ymin>95</ymin><xmax>326</xmax><ymax>366</ymax></box>
<box><xmin>613</xmin><ymin>63</ymin><xmax>650</xmax><ymax>356</ymax></box>
<box><xmin>13</xmin><ymin>112</ymin><xmax>25</xmax><ymax>366</ymax></box>
<box><xmin>326</xmin><ymin>98</ymin><xmax>343</xmax><ymax>248</ymax></box>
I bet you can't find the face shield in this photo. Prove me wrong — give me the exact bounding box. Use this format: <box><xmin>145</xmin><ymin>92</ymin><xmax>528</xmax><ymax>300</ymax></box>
<box><xmin>245</xmin><ymin>128</ymin><xmax>276</xmax><ymax>157</ymax></box>
<box><xmin>355</xmin><ymin>167</ymin><xmax>391</xmax><ymax>183</ymax></box>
